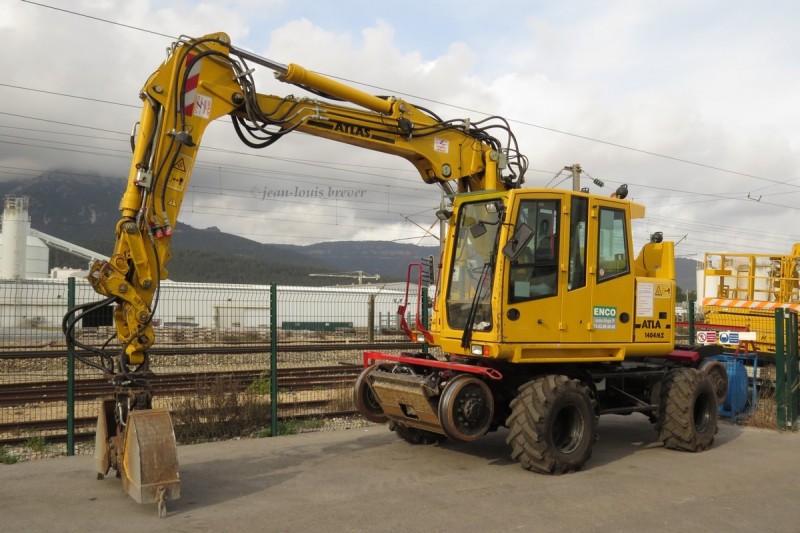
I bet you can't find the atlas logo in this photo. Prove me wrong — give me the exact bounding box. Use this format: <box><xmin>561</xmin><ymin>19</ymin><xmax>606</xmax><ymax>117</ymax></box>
<box><xmin>333</xmin><ymin>121</ymin><xmax>371</xmax><ymax>138</ymax></box>
<box><xmin>640</xmin><ymin>319</ymin><xmax>662</xmax><ymax>329</ymax></box>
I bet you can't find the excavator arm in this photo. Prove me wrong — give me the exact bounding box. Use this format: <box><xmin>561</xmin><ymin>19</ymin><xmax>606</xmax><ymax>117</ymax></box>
<box><xmin>85</xmin><ymin>32</ymin><xmax>526</xmax><ymax>368</ymax></box>
<box><xmin>63</xmin><ymin>33</ymin><xmax>527</xmax><ymax>511</ymax></box>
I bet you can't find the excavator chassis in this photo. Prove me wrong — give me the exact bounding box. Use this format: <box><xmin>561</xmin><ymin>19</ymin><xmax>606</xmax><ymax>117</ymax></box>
<box><xmin>359</xmin><ymin>351</ymin><xmax>502</xmax><ymax>438</ymax></box>
<box><xmin>95</xmin><ymin>391</ymin><xmax>180</xmax><ymax>516</ymax></box>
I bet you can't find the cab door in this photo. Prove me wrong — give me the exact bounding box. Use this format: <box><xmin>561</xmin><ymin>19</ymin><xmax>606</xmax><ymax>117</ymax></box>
<box><xmin>559</xmin><ymin>195</ymin><xmax>592</xmax><ymax>343</ymax></box>
<box><xmin>586</xmin><ymin>199</ymin><xmax>635</xmax><ymax>344</ymax></box>
<box><xmin>502</xmin><ymin>194</ymin><xmax>562</xmax><ymax>344</ymax></box>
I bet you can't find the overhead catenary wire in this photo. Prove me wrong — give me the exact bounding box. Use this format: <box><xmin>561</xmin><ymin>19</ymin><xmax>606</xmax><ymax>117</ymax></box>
<box><xmin>6</xmin><ymin>3</ymin><xmax>800</xmax><ymax>252</ymax></box>
<box><xmin>13</xmin><ymin>2</ymin><xmax>798</xmax><ymax>188</ymax></box>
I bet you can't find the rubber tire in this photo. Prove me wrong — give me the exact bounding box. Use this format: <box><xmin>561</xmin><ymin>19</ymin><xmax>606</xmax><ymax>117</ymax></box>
<box><xmin>438</xmin><ymin>374</ymin><xmax>494</xmax><ymax>442</ymax></box>
<box><xmin>353</xmin><ymin>364</ymin><xmax>389</xmax><ymax>424</ymax></box>
<box><xmin>699</xmin><ymin>360</ymin><xmax>729</xmax><ymax>406</ymax></box>
<box><xmin>506</xmin><ymin>375</ymin><xmax>598</xmax><ymax>474</ymax></box>
<box><xmin>656</xmin><ymin>368</ymin><xmax>718</xmax><ymax>452</ymax></box>
<box><xmin>390</xmin><ymin>421</ymin><xmax>444</xmax><ymax>445</ymax></box>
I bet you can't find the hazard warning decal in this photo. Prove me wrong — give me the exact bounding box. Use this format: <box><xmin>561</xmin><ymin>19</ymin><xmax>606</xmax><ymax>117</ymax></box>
<box><xmin>168</xmin><ymin>154</ymin><xmax>192</xmax><ymax>192</ymax></box>
<box><xmin>654</xmin><ymin>284</ymin><xmax>672</xmax><ymax>298</ymax></box>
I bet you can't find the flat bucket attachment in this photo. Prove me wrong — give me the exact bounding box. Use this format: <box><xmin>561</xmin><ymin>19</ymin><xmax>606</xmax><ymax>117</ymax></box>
<box><xmin>120</xmin><ymin>408</ymin><xmax>181</xmax><ymax>505</ymax></box>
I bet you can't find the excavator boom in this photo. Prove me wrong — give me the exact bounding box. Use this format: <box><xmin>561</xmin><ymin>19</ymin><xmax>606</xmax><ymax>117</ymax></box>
<box><xmin>63</xmin><ymin>32</ymin><xmax>527</xmax><ymax>512</ymax></box>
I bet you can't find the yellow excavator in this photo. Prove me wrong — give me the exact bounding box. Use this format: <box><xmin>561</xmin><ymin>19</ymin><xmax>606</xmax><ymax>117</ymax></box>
<box><xmin>64</xmin><ymin>32</ymin><xmax>727</xmax><ymax>514</ymax></box>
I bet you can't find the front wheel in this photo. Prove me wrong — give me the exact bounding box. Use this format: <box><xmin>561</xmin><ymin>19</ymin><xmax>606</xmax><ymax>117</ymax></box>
<box><xmin>657</xmin><ymin>368</ymin><xmax>718</xmax><ymax>452</ymax></box>
<box><xmin>438</xmin><ymin>374</ymin><xmax>494</xmax><ymax>442</ymax></box>
<box><xmin>506</xmin><ymin>375</ymin><xmax>598</xmax><ymax>474</ymax></box>
<box><xmin>353</xmin><ymin>364</ymin><xmax>388</xmax><ymax>424</ymax></box>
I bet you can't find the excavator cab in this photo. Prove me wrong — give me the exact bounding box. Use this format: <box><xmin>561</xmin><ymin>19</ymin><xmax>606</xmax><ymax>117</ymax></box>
<box><xmin>430</xmin><ymin>188</ymin><xmax>676</xmax><ymax>361</ymax></box>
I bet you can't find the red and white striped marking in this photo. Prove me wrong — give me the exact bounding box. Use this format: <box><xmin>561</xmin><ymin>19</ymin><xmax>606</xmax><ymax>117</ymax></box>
<box><xmin>183</xmin><ymin>54</ymin><xmax>201</xmax><ymax>117</ymax></box>
<box><xmin>702</xmin><ymin>298</ymin><xmax>800</xmax><ymax>311</ymax></box>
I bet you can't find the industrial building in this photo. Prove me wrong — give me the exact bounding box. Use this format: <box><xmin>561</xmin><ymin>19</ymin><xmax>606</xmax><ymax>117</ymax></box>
<box><xmin>0</xmin><ymin>195</ymin><xmax>417</xmax><ymax>338</ymax></box>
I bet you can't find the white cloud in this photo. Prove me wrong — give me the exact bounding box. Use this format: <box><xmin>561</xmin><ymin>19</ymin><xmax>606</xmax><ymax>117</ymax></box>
<box><xmin>0</xmin><ymin>0</ymin><xmax>797</xmax><ymax>257</ymax></box>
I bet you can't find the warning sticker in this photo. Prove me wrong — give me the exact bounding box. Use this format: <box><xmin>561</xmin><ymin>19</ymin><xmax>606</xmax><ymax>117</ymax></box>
<box><xmin>697</xmin><ymin>331</ymin><xmax>717</xmax><ymax>344</ymax></box>
<box><xmin>168</xmin><ymin>154</ymin><xmax>192</xmax><ymax>192</ymax></box>
<box><xmin>434</xmin><ymin>138</ymin><xmax>449</xmax><ymax>153</ymax></box>
<box><xmin>654</xmin><ymin>284</ymin><xmax>672</xmax><ymax>298</ymax></box>
<box><xmin>194</xmin><ymin>94</ymin><xmax>212</xmax><ymax>119</ymax></box>
<box><xmin>636</xmin><ymin>282</ymin><xmax>654</xmax><ymax>318</ymax></box>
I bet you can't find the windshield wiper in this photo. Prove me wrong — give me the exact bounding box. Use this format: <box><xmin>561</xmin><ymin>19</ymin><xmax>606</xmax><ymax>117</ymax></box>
<box><xmin>460</xmin><ymin>261</ymin><xmax>491</xmax><ymax>349</ymax></box>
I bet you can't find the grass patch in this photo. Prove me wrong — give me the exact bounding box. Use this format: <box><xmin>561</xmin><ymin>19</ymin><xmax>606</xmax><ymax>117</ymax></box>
<box><xmin>173</xmin><ymin>375</ymin><xmax>268</xmax><ymax>444</ymax></box>
<box><xmin>257</xmin><ymin>418</ymin><xmax>326</xmax><ymax>437</ymax></box>
<box><xmin>247</xmin><ymin>374</ymin><xmax>271</xmax><ymax>395</ymax></box>
<box><xmin>277</xmin><ymin>418</ymin><xmax>325</xmax><ymax>435</ymax></box>
<box><xmin>746</xmin><ymin>385</ymin><xmax>778</xmax><ymax>430</ymax></box>
<box><xmin>24</xmin><ymin>436</ymin><xmax>46</xmax><ymax>453</ymax></box>
<box><xmin>0</xmin><ymin>448</ymin><xmax>19</xmax><ymax>465</ymax></box>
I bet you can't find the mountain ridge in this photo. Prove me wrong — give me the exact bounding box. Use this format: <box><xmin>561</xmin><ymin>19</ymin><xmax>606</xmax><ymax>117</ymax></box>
<box><xmin>0</xmin><ymin>172</ymin><xmax>698</xmax><ymax>290</ymax></box>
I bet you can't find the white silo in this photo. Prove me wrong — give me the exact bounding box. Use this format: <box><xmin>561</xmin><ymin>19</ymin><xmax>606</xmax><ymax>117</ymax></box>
<box><xmin>23</xmin><ymin>235</ymin><xmax>49</xmax><ymax>278</ymax></box>
<box><xmin>0</xmin><ymin>195</ymin><xmax>31</xmax><ymax>279</ymax></box>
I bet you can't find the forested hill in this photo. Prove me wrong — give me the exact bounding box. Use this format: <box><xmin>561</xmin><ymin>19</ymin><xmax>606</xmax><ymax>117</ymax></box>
<box><xmin>0</xmin><ymin>172</ymin><xmax>440</xmax><ymax>285</ymax></box>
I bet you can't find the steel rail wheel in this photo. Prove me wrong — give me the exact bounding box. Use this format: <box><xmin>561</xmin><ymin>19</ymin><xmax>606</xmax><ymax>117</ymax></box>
<box><xmin>437</xmin><ymin>374</ymin><xmax>494</xmax><ymax>442</ymax></box>
<box><xmin>353</xmin><ymin>363</ymin><xmax>389</xmax><ymax>423</ymax></box>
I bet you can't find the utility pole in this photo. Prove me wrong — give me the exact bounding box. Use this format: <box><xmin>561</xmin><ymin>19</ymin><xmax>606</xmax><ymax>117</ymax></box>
<box><xmin>568</xmin><ymin>163</ymin><xmax>582</xmax><ymax>192</ymax></box>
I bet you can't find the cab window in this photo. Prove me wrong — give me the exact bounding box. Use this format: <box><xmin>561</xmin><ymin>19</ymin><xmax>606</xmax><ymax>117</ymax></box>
<box><xmin>509</xmin><ymin>200</ymin><xmax>559</xmax><ymax>302</ymax></box>
<box><xmin>597</xmin><ymin>207</ymin><xmax>629</xmax><ymax>282</ymax></box>
<box><xmin>568</xmin><ymin>196</ymin><xmax>588</xmax><ymax>290</ymax></box>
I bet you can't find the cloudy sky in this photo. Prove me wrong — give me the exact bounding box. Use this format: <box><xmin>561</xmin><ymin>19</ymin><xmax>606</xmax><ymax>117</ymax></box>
<box><xmin>2</xmin><ymin>0</ymin><xmax>799</xmax><ymax>259</ymax></box>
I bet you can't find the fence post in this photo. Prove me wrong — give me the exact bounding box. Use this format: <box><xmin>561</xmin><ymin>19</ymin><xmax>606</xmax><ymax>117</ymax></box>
<box><xmin>421</xmin><ymin>287</ymin><xmax>429</xmax><ymax>355</ymax></box>
<box><xmin>270</xmin><ymin>283</ymin><xmax>278</xmax><ymax>437</ymax></box>
<box><xmin>368</xmin><ymin>293</ymin><xmax>375</xmax><ymax>343</ymax></box>
<box><xmin>775</xmin><ymin>308</ymin><xmax>799</xmax><ymax>430</ymax></box>
<box><xmin>688</xmin><ymin>298</ymin><xmax>695</xmax><ymax>346</ymax></box>
<box><xmin>66</xmin><ymin>277</ymin><xmax>75</xmax><ymax>456</ymax></box>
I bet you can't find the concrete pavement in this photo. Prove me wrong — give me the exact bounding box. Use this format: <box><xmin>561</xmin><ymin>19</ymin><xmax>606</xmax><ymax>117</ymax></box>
<box><xmin>1</xmin><ymin>416</ymin><xmax>799</xmax><ymax>532</ymax></box>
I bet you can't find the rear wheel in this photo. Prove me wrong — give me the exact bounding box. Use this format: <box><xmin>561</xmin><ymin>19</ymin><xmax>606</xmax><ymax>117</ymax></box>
<box><xmin>657</xmin><ymin>368</ymin><xmax>718</xmax><ymax>452</ymax></box>
<box><xmin>353</xmin><ymin>364</ymin><xmax>389</xmax><ymax>424</ymax></box>
<box><xmin>699</xmin><ymin>359</ymin><xmax>728</xmax><ymax>406</ymax></box>
<box><xmin>506</xmin><ymin>375</ymin><xmax>598</xmax><ymax>474</ymax></box>
<box><xmin>390</xmin><ymin>421</ymin><xmax>444</xmax><ymax>445</ymax></box>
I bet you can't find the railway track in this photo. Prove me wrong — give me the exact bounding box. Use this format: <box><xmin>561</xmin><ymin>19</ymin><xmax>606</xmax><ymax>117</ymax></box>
<box><xmin>0</xmin><ymin>365</ymin><xmax>363</xmax><ymax>406</ymax></box>
<box><xmin>0</xmin><ymin>364</ymin><xmax>366</xmax><ymax>446</ymax></box>
<box><xmin>0</xmin><ymin>341</ymin><xmax>417</xmax><ymax>359</ymax></box>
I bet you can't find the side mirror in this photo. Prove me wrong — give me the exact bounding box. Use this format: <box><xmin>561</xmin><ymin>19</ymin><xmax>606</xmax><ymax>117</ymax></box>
<box><xmin>469</xmin><ymin>222</ymin><xmax>488</xmax><ymax>238</ymax></box>
<box><xmin>502</xmin><ymin>222</ymin><xmax>534</xmax><ymax>261</ymax></box>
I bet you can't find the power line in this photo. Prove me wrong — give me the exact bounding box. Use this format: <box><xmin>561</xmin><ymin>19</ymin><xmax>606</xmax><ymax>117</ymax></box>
<box><xmin>0</xmin><ymin>83</ymin><xmax>139</xmax><ymax>108</ymax></box>
<box><xmin>12</xmin><ymin>1</ymin><xmax>800</xmax><ymax>251</ymax></box>
<box><xmin>16</xmin><ymin>2</ymin><xmax>798</xmax><ymax>189</ymax></box>
<box><xmin>20</xmin><ymin>1</ymin><xmax>176</xmax><ymax>39</ymax></box>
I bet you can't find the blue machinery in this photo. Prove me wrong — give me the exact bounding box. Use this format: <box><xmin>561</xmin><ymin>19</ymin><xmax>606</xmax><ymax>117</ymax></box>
<box><xmin>709</xmin><ymin>353</ymin><xmax>759</xmax><ymax>421</ymax></box>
